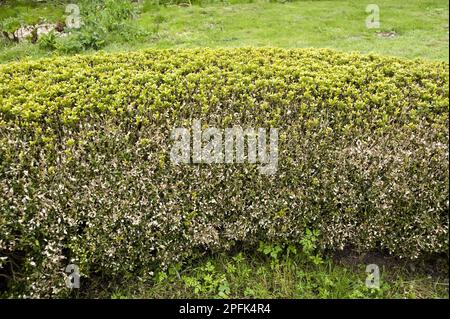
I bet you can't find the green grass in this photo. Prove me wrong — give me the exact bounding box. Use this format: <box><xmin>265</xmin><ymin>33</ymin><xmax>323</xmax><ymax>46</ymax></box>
<box><xmin>0</xmin><ymin>0</ymin><xmax>448</xmax><ymax>63</ymax></box>
<box><xmin>132</xmin><ymin>0</ymin><xmax>449</xmax><ymax>60</ymax></box>
<box><xmin>75</xmin><ymin>236</ymin><xmax>449</xmax><ymax>299</ymax></box>
<box><xmin>103</xmin><ymin>250</ymin><xmax>449</xmax><ymax>299</ymax></box>
<box><xmin>0</xmin><ymin>0</ymin><xmax>66</xmax><ymax>23</ymax></box>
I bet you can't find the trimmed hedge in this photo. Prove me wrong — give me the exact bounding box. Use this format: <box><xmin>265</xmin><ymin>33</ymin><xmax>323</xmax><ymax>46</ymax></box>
<box><xmin>0</xmin><ymin>48</ymin><xmax>448</xmax><ymax>297</ymax></box>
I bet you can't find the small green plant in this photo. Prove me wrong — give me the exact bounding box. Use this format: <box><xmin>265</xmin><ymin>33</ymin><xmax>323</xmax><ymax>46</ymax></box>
<box><xmin>38</xmin><ymin>30</ymin><xmax>57</xmax><ymax>50</ymax></box>
<box><xmin>258</xmin><ymin>242</ymin><xmax>283</xmax><ymax>260</ymax></box>
<box><xmin>257</xmin><ymin>229</ymin><xmax>323</xmax><ymax>268</ymax></box>
<box><xmin>76</xmin><ymin>27</ymin><xmax>106</xmax><ymax>50</ymax></box>
<box><xmin>182</xmin><ymin>261</ymin><xmax>231</xmax><ymax>298</ymax></box>
<box><xmin>0</xmin><ymin>17</ymin><xmax>21</xmax><ymax>42</ymax></box>
<box><xmin>155</xmin><ymin>270</ymin><xmax>168</xmax><ymax>283</ymax></box>
<box><xmin>299</xmin><ymin>229</ymin><xmax>323</xmax><ymax>265</ymax></box>
<box><xmin>102</xmin><ymin>0</ymin><xmax>137</xmax><ymax>32</ymax></box>
<box><xmin>54</xmin><ymin>35</ymin><xmax>84</xmax><ymax>54</ymax></box>
<box><xmin>111</xmin><ymin>291</ymin><xmax>128</xmax><ymax>299</ymax></box>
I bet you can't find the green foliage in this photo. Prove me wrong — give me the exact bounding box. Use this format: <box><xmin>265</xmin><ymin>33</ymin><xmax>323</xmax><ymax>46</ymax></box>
<box><xmin>0</xmin><ymin>48</ymin><xmax>448</xmax><ymax>297</ymax></box>
<box><xmin>78</xmin><ymin>0</ymin><xmax>136</xmax><ymax>32</ymax></box>
<box><xmin>299</xmin><ymin>229</ymin><xmax>323</xmax><ymax>265</ymax></box>
<box><xmin>53</xmin><ymin>33</ymin><xmax>84</xmax><ymax>54</ymax></box>
<box><xmin>76</xmin><ymin>27</ymin><xmax>106</xmax><ymax>51</ymax></box>
<box><xmin>72</xmin><ymin>0</ymin><xmax>141</xmax><ymax>49</ymax></box>
<box><xmin>35</xmin><ymin>0</ymin><xmax>145</xmax><ymax>54</ymax></box>
<box><xmin>0</xmin><ymin>16</ymin><xmax>21</xmax><ymax>42</ymax></box>
<box><xmin>37</xmin><ymin>30</ymin><xmax>57</xmax><ymax>50</ymax></box>
<box><xmin>258</xmin><ymin>230</ymin><xmax>323</xmax><ymax>271</ymax></box>
<box><xmin>182</xmin><ymin>261</ymin><xmax>231</xmax><ymax>298</ymax></box>
<box><xmin>114</xmin><ymin>243</ymin><xmax>448</xmax><ymax>299</ymax></box>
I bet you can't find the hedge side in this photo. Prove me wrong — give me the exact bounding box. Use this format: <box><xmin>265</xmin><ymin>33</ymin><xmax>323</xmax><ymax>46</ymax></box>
<box><xmin>0</xmin><ymin>48</ymin><xmax>448</xmax><ymax>297</ymax></box>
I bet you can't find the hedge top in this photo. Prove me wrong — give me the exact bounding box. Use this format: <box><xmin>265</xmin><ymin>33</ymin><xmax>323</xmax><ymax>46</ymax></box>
<box><xmin>0</xmin><ymin>48</ymin><xmax>448</xmax><ymax>131</ymax></box>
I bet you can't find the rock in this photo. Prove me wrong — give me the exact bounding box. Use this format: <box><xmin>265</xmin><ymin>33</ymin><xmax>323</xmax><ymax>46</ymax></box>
<box><xmin>15</xmin><ymin>23</ymin><xmax>65</xmax><ymax>42</ymax></box>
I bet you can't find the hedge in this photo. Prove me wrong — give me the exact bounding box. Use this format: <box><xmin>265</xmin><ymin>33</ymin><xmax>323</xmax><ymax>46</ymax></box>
<box><xmin>0</xmin><ymin>48</ymin><xmax>448</xmax><ymax>297</ymax></box>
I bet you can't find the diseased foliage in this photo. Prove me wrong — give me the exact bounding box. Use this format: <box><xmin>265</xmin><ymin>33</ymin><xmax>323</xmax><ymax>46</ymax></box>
<box><xmin>0</xmin><ymin>48</ymin><xmax>448</xmax><ymax>297</ymax></box>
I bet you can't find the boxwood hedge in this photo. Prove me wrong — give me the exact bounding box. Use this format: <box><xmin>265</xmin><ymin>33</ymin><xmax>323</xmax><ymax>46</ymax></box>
<box><xmin>0</xmin><ymin>48</ymin><xmax>448</xmax><ymax>297</ymax></box>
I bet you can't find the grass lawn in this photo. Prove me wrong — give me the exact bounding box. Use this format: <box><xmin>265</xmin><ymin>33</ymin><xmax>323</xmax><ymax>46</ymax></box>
<box><xmin>0</xmin><ymin>0</ymin><xmax>448</xmax><ymax>63</ymax></box>
<box><xmin>0</xmin><ymin>0</ymin><xmax>66</xmax><ymax>22</ymax></box>
<box><xmin>133</xmin><ymin>0</ymin><xmax>449</xmax><ymax>60</ymax></box>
